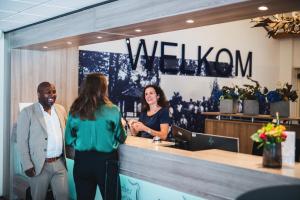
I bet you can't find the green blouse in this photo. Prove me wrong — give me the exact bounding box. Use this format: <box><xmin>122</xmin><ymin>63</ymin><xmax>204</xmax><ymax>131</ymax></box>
<box><xmin>65</xmin><ymin>104</ymin><xmax>127</xmax><ymax>152</ymax></box>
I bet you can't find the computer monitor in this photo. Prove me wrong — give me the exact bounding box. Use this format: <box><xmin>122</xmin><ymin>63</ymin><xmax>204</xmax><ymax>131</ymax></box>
<box><xmin>172</xmin><ymin>125</ymin><xmax>194</xmax><ymax>142</ymax></box>
<box><xmin>172</xmin><ymin>125</ymin><xmax>239</xmax><ymax>152</ymax></box>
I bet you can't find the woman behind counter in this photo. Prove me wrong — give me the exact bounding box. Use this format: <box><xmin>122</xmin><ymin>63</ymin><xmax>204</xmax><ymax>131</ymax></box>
<box><xmin>65</xmin><ymin>73</ymin><xmax>127</xmax><ymax>200</ymax></box>
<box><xmin>129</xmin><ymin>85</ymin><xmax>171</xmax><ymax>140</ymax></box>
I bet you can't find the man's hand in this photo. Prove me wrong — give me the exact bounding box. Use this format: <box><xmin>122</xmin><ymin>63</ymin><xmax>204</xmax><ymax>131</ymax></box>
<box><xmin>25</xmin><ymin>167</ymin><xmax>36</xmax><ymax>177</ymax></box>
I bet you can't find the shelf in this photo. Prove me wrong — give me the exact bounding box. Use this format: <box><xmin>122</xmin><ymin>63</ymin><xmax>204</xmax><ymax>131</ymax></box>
<box><xmin>202</xmin><ymin>112</ymin><xmax>300</xmax><ymax>123</ymax></box>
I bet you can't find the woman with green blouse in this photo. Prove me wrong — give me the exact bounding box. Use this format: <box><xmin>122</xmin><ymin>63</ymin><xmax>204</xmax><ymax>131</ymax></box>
<box><xmin>65</xmin><ymin>73</ymin><xmax>127</xmax><ymax>200</ymax></box>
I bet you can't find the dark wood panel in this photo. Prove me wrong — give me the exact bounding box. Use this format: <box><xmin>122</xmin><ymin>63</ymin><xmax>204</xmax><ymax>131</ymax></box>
<box><xmin>205</xmin><ymin>119</ymin><xmax>300</xmax><ymax>154</ymax></box>
<box><xmin>205</xmin><ymin>119</ymin><xmax>261</xmax><ymax>154</ymax></box>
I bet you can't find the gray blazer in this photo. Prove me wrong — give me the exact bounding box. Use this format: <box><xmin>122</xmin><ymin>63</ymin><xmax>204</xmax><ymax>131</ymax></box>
<box><xmin>16</xmin><ymin>102</ymin><xmax>67</xmax><ymax>176</ymax></box>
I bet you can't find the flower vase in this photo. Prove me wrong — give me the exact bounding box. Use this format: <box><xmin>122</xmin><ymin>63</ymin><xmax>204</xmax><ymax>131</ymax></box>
<box><xmin>263</xmin><ymin>143</ymin><xmax>282</xmax><ymax>168</ymax></box>
<box><xmin>219</xmin><ymin>99</ymin><xmax>238</xmax><ymax>113</ymax></box>
<box><xmin>270</xmin><ymin>101</ymin><xmax>290</xmax><ymax>117</ymax></box>
<box><xmin>243</xmin><ymin>100</ymin><xmax>259</xmax><ymax>115</ymax></box>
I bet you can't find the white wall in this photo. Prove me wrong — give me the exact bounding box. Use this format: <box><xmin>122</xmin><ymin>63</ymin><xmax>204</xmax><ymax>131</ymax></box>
<box><xmin>279</xmin><ymin>39</ymin><xmax>293</xmax><ymax>83</ymax></box>
<box><xmin>81</xmin><ymin>19</ymin><xmax>282</xmax><ymax>101</ymax></box>
<box><xmin>293</xmin><ymin>39</ymin><xmax>300</xmax><ymax>117</ymax></box>
<box><xmin>293</xmin><ymin>39</ymin><xmax>300</xmax><ymax>68</ymax></box>
<box><xmin>0</xmin><ymin>30</ymin><xmax>4</xmax><ymax>196</ymax></box>
<box><xmin>277</xmin><ymin>38</ymin><xmax>300</xmax><ymax>117</ymax></box>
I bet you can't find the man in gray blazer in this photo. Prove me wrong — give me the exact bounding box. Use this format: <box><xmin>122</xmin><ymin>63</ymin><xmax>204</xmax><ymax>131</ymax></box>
<box><xmin>17</xmin><ymin>82</ymin><xmax>69</xmax><ymax>200</ymax></box>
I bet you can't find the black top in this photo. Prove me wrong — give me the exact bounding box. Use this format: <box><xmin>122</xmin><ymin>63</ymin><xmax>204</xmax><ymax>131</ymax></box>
<box><xmin>138</xmin><ymin>107</ymin><xmax>171</xmax><ymax>138</ymax></box>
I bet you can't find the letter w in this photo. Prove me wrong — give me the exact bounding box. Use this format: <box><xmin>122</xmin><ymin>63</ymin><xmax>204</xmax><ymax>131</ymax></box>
<box><xmin>126</xmin><ymin>38</ymin><xmax>158</xmax><ymax>70</ymax></box>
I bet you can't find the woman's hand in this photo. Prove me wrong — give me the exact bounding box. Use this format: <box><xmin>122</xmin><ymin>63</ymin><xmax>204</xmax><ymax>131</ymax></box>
<box><xmin>121</xmin><ymin>118</ymin><xmax>127</xmax><ymax>128</ymax></box>
<box><xmin>130</xmin><ymin>121</ymin><xmax>169</xmax><ymax>140</ymax></box>
<box><xmin>132</xmin><ymin>122</ymin><xmax>147</xmax><ymax>132</ymax></box>
<box><xmin>128</xmin><ymin>119</ymin><xmax>139</xmax><ymax>136</ymax></box>
<box><xmin>128</xmin><ymin>119</ymin><xmax>138</xmax><ymax>127</ymax></box>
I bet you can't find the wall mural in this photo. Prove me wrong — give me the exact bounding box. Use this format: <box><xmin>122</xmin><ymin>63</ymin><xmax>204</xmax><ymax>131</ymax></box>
<box><xmin>79</xmin><ymin>50</ymin><xmax>223</xmax><ymax>135</ymax></box>
<box><xmin>79</xmin><ymin>50</ymin><xmax>159</xmax><ymax>117</ymax></box>
<box><xmin>79</xmin><ymin>50</ymin><xmax>267</xmax><ymax>136</ymax></box>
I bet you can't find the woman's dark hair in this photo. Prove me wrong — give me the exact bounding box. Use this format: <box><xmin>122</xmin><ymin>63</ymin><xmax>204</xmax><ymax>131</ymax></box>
<box><xmin>70</xmin><ymin>73</ymin><xmax>112</xmax><ymax>120</ymax></box>
<box><xmin>141</xmin><ymin>85</ymin><xmax>169</xmax><ymax>112</ymax></box>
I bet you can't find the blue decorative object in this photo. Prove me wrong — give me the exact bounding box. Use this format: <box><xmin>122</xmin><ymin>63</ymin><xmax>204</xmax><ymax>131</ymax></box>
<box><xmin>267</xmin><ymin>91</ymin><xmax>282</xmax><ymax>103</ymax></box>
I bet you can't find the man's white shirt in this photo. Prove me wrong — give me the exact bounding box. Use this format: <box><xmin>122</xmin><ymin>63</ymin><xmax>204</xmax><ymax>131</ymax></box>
<box><xmin>39</xmin><ymin>104</ymin><xmax>63</xmax><ymax>158</ymax></box>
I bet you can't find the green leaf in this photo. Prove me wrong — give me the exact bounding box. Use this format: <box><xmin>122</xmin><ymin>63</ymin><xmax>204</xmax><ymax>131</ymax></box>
<box><xmin>257</xmin><ymin>143</ymin><xmax>264</xmax><ymax>148</ymax></box>
<box><xmin>250</xmin><ymin>133</ymin><xmax>263</xmax><ymax>143</ymax></box>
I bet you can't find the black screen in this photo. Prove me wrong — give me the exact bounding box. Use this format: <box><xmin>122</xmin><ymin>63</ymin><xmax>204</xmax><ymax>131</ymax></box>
<box><xmin>172</xmin><ymin>125</ymin><xmax>239</xmax><ymax>152</ymax></box>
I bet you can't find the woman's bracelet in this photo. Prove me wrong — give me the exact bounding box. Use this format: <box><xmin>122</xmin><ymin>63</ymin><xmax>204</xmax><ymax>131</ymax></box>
<box><xmin>147</xmin><ymin>128</ymin><xmax>153</xmax><ymax>136</ymax></box>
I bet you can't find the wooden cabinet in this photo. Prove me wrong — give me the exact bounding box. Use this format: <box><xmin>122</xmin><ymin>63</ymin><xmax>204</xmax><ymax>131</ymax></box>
<box><xmin>204</xmin><ymin>114</ymin><xmax>300</xmax><ymax>155</ymax></box>
<box><xmin>205</xmin><ymin>119</ymin><xmax>264</xmax><ymax>154</ymax></box>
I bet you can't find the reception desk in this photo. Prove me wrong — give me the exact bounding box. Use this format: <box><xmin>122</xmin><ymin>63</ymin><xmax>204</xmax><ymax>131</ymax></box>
<box><xmin>14</xmin><ymin>136</ymin><xmax>300</xmax><ymax>199</ymax></box>
<box><xmin>116</xmin><ymin>136</ymin><xmax>300</xmax><ymax>200</ymax></box>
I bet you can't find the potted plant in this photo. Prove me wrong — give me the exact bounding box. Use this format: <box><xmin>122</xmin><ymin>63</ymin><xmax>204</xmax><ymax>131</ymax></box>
<box><xmin>267</xmin><ymin>83</ymin><xmax>298</xmax><ymax>117</ymax></box>
<box><xmin>251</xmin><ymin>122</ymin><xmax>287</xmax><ymax>168</ymax></box>
<box><xmin>219</xmin><ymin>85</ymin><xmax>239</xmax><ymax>113</ymax></box>
<box><xmin>238</xmin><ymin>76</ymin><xmax>268</xmax><ymax>115</ymax></box>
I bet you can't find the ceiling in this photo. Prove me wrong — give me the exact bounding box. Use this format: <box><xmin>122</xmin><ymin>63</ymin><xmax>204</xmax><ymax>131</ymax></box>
<box><xmin>3</xmin><ymin>0</ymin><xmax>300</xmax><ymax>50</ymax></box>
<box><xmin>0</xmin><ymin>0</ymin><xmax>108</xmax><ymax>32</ymax></box>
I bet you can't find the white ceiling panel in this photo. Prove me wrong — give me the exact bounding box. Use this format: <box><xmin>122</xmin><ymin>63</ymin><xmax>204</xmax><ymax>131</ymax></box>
<box><xmin>0</xmin><ymin>0</ymin><xmax>36</xmax><ymax>11</ymax></box>
<box><xmin>45</xmin><ymin>0</ymin><xmax>107</xmax><ymax>9</ymax></box>
<box><xmin>0</xmin><ymin>19</ymin><xmax>23</xmax><ymax>31</ymax></box>
<box><xmin>0</xmin><ymin>0</ymin><xmax>110</xmax><ymax>32</ymax></box>
<box><xmin>25</xmin><ymin>4</ymin><xmax>73</xmax><ymax>17</ymax></box>
<box><xmin>0</xmin><ymin>10</ymin><xmax>16</xmax><ymax>19</ymax></box>
<box><xmin>6</xmin><ymin>12</ymin><xmax>45</xmax><ymax>22</ymax></box>
<box><xmin>11</xmin><ymin>0</ymin><xmax>51</xmax><ymax>3</ymax></box>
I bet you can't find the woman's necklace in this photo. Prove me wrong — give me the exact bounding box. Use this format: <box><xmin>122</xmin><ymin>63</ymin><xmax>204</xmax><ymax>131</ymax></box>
<box><xmin>149</xmin><ymin>104</ymin><xmax>160</xmax><ymax>115</ymax></box>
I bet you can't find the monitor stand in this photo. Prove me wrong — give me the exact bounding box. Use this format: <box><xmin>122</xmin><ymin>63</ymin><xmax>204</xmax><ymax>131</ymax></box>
<box><xmin>169</xmin><ymin>140</ymin><xmax>202</xmax><ymax>151</ymax></box>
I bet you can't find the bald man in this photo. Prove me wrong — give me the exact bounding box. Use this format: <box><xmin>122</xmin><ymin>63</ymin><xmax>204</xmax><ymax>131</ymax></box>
<box><xmin>17</xmin><ymin>82</ymin><xmax>69</xmax><ymax>200</ymax></box>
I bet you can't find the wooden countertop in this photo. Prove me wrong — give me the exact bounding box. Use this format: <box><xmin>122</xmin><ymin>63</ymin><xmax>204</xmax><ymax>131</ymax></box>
<box><xmin>120</xmin><ymin>136</ymin><xmax>300</xmax><ymax>199</ymax></box>
<box><xmin>124</xmin><ymin>136</ymin><xmax>300</xmax><ymax>179</ymax></box>
<box><xmin>202</xmin><ymin>112</ymin><xmax>300</xmax><ymax>121</ymax></box>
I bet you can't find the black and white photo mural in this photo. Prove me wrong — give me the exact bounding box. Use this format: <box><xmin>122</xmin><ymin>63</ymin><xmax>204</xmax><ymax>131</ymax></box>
<box><xmin>79</xmin><ymin>49</ymin><xmax>224</xmax><ymax>134</ymax></box>
<box><xmin>79</xmin><ymin>50</ymin><xmax>159</xmax><ymax>118</ymax></box>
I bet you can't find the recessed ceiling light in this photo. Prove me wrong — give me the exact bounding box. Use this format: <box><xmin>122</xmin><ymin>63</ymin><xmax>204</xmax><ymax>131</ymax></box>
<box><xmin>43</xmin><ymin>46</ymin><xmax>48</xmax><ymax>49</ymax></box>
<box><xmin>258</xmin><ymin>6</ymin><xmax>268</xmax><ymax>11</ymax></box>
<box><xmin>97</xmin><ymin>36</ymin><xmax>103</xmax><ymax>39</ymax></box>
<box><xmin>186</xmin><ymin>19</ymin><xmax>194</xmax><ymax>24</ymax></box>
<box><xmin>66</xmin><ymin>41</ymin><xmax>72</xmax><ymax>45</ymax></box>
<box><xmin>135</xmin><ymin>29</ymin><xmax>142</xmax><ymax>33</ymax></box>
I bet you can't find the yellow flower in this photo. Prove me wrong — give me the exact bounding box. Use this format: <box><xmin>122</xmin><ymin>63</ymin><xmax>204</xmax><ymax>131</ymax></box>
<box><xmin>250</xmin><ymin>123</ymin><xmax>287</xmax><ymax>146</ymax></box>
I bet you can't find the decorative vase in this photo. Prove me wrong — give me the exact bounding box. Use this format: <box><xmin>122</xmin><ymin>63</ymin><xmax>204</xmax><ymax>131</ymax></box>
<box><xmin>270</xmin><ymin>101</ymin><xmax>290</xmax><ymax>117</ymax></box>
<box><xmin>263</xmin><ymin>143</ymin><xmax>282</xmax><ymax>168</ymax></box>
<box><xmin>243</xmin><ymin>100</ymin><xmax>259</xmax><ymax>115</ymax></box>
<box><xmin>219</xmin><ymin>99</ymin><xmax>238</xmax><ymax>113</ymax></box>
